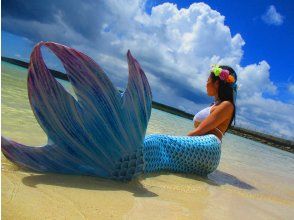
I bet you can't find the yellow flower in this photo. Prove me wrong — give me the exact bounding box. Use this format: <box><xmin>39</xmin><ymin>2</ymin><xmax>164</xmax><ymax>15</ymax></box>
<box><xmin>213</xmin><ymin>66</ymin><xmax>222</xmax><ymax>76</ymax></box>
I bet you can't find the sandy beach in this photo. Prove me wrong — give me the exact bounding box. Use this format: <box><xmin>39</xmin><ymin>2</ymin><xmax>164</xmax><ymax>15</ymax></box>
<box><xmin>2</xmin><ymin>61</ymin><xmax>294</xmax><ymax>219</ymax></box>
<box><xmin>2</xmin><ymin>150</ymin><xmax>294</xmax><ymax>219</ymax></box>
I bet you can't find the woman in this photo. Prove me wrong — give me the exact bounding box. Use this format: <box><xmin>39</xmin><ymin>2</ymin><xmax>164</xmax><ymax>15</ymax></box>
<box><xmin>187</xmin><ymin>65</ymin><xmax>237</xmax><ymax>143</ymax></box>
<box><xmin>1</xmin><ymin>42</ymin><xmax>238</xmax><ymax>179</ymax></box>
<box><xmin>144</xmin><ymin>65</ymin><xmax>238</xmax><ymax>175</ymax></box>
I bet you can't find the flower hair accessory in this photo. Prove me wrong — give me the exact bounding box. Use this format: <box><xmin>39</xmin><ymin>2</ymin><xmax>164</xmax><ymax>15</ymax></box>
<box><xmin>211</xmin><ymin>65</ymin><xmax>235</xmax><ymax>84</ymax></box>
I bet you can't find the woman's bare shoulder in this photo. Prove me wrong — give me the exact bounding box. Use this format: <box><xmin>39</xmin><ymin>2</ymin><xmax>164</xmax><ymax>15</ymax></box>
<box><xmin>220</xmin><ymin>100</ymin><xmax>234</xmax><ymax>106</ymax></box>
<box><xmin>218</xmin><ymin>101</ymin><xmax>234</xmax><ymax>111</ymax></box>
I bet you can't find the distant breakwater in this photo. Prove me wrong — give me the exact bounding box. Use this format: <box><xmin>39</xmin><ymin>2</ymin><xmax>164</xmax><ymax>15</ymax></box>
<box><xmin>150</xmin><ymin>101</ymin><xmax>293</xmax><ymax>153</ymax></box>
<box><xmin>2</xmin><ymin>56</ymin><xmax>293</xmax><ymax>153</ymax></box>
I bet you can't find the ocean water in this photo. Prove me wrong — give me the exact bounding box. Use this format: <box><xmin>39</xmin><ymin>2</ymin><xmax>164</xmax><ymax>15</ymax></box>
<box><xmin>1</xmin><ymin>61</ymin><xmax>294</xmax><ymax>219</ymax></box>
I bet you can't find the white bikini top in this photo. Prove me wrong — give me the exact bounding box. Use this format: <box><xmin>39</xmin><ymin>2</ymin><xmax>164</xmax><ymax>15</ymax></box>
<box><xmin>193</xmin><ymin>105</ymin><xmax>213</xmax><ymax>123</ymax></box>
<box><xmin>193</xmin><ymin>102</ymin><xmax>224</xmax><ymax>138</ymax></box>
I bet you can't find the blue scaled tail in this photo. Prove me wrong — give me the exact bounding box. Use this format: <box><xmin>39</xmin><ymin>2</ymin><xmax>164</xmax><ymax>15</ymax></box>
<box><xmin>1</xmin><ymin>42</ymin><xmax>222</xmax><ymax>180</ymax></box>
<box><xmin>1</xmin><ymin>42</ymin><xmax>152</xmax><ymax>181</ymax></box>
<box><xmin>143</xmin><ymin>134</ymin><xmax>221</xmax><ymax>176</ymax></box>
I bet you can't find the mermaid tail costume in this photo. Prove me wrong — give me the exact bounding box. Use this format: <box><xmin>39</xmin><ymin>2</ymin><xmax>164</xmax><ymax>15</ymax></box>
<box><xmin>1</xmin><ymin>42</ymin><xmax>221</xmax><ymax>180</ymax></box>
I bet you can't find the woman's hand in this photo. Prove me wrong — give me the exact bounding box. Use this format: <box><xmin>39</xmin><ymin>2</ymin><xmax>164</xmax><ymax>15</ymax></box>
<box><xmin>187</xmin><ymin>127</ymin><xmax>204</xmax><ymax>136</ymax></box>
<box><xmin>188</xmin><ymin>121</ymin><xmax>201</xmax><ymax>136</ymax></box>
<box><xmin>187</xmin><ymin>131</ymin><xmax>196</xmax><ymax>136</ymax></box>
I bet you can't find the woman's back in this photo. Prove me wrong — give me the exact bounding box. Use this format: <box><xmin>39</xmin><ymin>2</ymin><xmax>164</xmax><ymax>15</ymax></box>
<box><xmin>192</xmin><ymin>101</ymin><xmax>234</xmax><ymax>141</ymax></box>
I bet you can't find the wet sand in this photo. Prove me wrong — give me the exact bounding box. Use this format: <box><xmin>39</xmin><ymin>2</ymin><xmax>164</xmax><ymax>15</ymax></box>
<box><xmin>2</xmin><ymin>61</ymin><xmax>294</xmax><ymax>219</ymax></box>
<box><xmin>2</xmin><ymin>152</ymin><xmax>294</xmax><ymax>219</ymax></box>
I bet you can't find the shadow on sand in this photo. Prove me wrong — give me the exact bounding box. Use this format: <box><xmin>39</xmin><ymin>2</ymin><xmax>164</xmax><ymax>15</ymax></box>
<box><xmin>21</xmin><ymin>168</ymin><xmax>255</xmax><ymax>198</ymax></box>
<box><xmin>141</xmin><ymin>170</ymin><xmax>256</xmax><ymax>190</ymax></box>
<box><xmin>207</xmin><ymin>170</ymin><xmax>256</xmax><ymax>190</ymax></box>
<box><xmin>21</xmin><ymin>171</ymin><xmax>159</xmax><ymax>197</ymax></box>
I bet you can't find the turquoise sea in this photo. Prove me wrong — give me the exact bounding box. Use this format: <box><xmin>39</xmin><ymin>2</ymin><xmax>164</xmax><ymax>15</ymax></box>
<box><xmin>2</xmin><ymin>61</ymin><xmax>294</xmax><ymax>219</ymax></box>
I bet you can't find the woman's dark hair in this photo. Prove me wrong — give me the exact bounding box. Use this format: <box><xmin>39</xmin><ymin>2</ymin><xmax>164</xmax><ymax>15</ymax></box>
<box><xmin>210</xmin><ymin>65</ymin><xmax>237</xmax><ymax>132</ymax></box>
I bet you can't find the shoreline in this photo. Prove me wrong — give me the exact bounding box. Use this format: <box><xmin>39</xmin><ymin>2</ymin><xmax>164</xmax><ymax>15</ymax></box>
<box><xmin>2</xmin><ymin>56</ymin><xmax>293</xmax><ymax>153</ymax></box>
<box><xmin>151</xmin><ymin>101</ymin><xmax>293</xmax><ymax>153</ymax></box>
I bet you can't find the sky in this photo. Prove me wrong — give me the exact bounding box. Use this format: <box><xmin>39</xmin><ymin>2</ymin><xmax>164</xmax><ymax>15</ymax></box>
<box><xmin>1</xmin><ymin>0</ymin><xmax>294</xmax><ymax>140</ymax></box>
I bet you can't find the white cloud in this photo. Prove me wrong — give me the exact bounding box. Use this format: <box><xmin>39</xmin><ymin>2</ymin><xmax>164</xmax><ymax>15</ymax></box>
<box><xmin>2</xmin><ymin>1</ymin><xmax>294</xmax><ymax>139</ymax></box>
<box><xmin>288</xmin><ymin>83</ymin><xmax>294</xmax><ymax>94</ymax></box>
<box><xmin>236</xmin><ymin>93</ymin><xmax>294</xmax><ymax>139</ymax></box>
<box><xmin>236</xmin><ymin>61</ymin><xmax>277</xmax><ymax>97</ymax></box>
<box><xmin>262</xmin><ymin>5</ymin><xmax>284</xmax><ymax>26</ymax></box>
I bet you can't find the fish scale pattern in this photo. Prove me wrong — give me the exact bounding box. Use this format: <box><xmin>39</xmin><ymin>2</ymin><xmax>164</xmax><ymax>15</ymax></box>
<box><xmin>1</xmin><ymin>41</ymin><xmax>222</xmax><ymax>181</ymax></box>
<box><xmin>143</xmin><ymin>134</ymin><xmax>221</xmax><ymax>176</ymax></box>
<box><xmin>111</xmin><ymin>148</ymin><xmax>144</xmax><ymax>181</ymax></box>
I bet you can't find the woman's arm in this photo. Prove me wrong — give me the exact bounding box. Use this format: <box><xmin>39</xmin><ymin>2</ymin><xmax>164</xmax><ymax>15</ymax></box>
<box><xmin>191</xmin><ymin>121</ymin><xmax>204</xmax><ymax>136</ymax></box>
<box><xmin>187</xmin><ymin>101</ymin><xmax>233</xmax><ymax>136</ymax></box>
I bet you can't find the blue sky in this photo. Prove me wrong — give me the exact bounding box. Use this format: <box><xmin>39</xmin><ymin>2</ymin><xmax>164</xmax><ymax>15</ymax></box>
<box><xmin>146</xmin><ymin>0</ymin><xmax>294</xmax><ymax>102</ymax></box>
<box><xmin>148</xmin><ymin>1</ymin><xmax>293</xmax><ymax>67</ymax></box>
<box><xmin>1</xmin><ymin>0</ymin><xmax>294</xmax><ymax>140</ymax></box>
